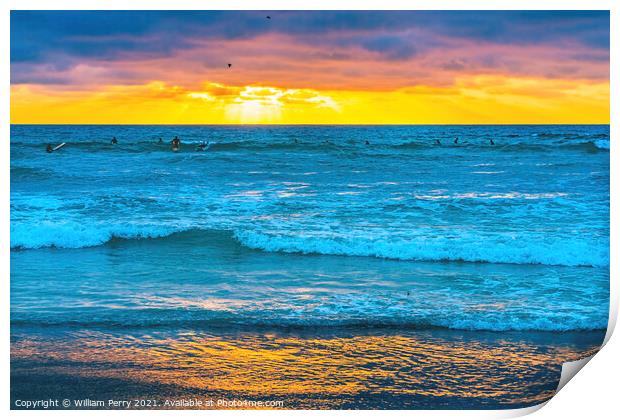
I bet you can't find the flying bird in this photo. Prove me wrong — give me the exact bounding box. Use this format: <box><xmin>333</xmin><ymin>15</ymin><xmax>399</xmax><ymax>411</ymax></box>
<box><xmin>227</xmin><ymin>63</ymin><xmax>232</xmax><ymax>68</ymax></box>
<box><xmin>266</xmin><ymin>16</ymin><xmax>271</xmax><ymax>19</ymax></box>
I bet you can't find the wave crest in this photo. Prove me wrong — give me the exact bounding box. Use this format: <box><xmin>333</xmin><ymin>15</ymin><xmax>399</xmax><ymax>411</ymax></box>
<box><xmin>234</xmin><ymin>230</ymin><xmax>609</xmax><ymax>267</ymax></box>
<box><xmin>11</xmin><ymin>223</ymin><xmax>609</xmax><ymax>268</ymax></box>
<box><xmin>10</xmin><ymin>221</ymin><xmax>180</xmax><ymax>249</ymax></box>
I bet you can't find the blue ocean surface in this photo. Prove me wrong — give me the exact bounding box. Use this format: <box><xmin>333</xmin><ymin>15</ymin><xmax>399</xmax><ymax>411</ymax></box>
<box><xmin>10</xmin><ymin>124</ymin><xmax>610</xmax><ymax>332</ymax></box>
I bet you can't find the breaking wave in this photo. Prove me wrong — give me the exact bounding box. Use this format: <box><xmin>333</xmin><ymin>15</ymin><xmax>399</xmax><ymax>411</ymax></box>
<box><xmin>10</xmin><ymin>224</ymin><xmax>610</xmax><ymax>268</ymax></box>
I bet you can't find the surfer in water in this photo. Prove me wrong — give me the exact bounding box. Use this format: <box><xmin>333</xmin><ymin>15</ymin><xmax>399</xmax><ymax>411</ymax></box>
<box><xmin>365</xmin><ymin>140</ymin><xmax>370</xmax><ymax>145</ymax></box>
<box><xmin>111</xmin><ymin>137</ymin><xmax>118</xmax><ymax>145</ymax></box>
<box><xmin>196</xmin><ymin>141</ymin><xmax>208</xmax><ymax>151</ymax></box>
<box><xmin>158</xmin><ymin>137</ymin><xmax>164</xmax><ymax>144</ymax></box>
<box><xmin>454</xmin><ymin>137</ymin><xmax>459</xmax><ymax>144</ymax></box>
<box><xmin>171</xmin><ymin>136</ymin><xmax>181</xmax><ymax>151</ymax></box>
<box><xmin>435</xmin><ymin>139</ymin><xmax>441</xmax><ymax>145</ymax></box>
<box><xmin>46</xmin><ymin>143</ymin><xmax>65</xmax><ymax>153</ymax></box>
<box><xmin>490</xmin><ymin>138</ymin><xmax>495</xmax><ymax>145</ymax></box>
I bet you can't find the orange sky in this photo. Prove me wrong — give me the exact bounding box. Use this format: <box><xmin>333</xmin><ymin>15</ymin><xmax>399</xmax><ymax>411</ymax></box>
<box><xmin>10</xmin><ymin>11</ymin><xmax>610</xmax><ymax>124</ymax></box>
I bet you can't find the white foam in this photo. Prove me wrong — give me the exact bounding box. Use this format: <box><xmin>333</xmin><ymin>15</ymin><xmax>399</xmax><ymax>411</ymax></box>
<box><xmin>10</xmin><ymin>221</ymin><xmax>180</xmax><ymax>249</ymax></box>
<box><xmin>594</xmin><ymin>139</ymin><xmax>610</xmax><ymax>150</ymax></box>
<box><xmin>234</xmin><ymin>229</ymin><xmax>609</xmax><ymax>267</ymax></box>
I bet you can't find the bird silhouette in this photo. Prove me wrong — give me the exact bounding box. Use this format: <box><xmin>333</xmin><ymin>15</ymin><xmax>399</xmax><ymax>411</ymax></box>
<box><xmin>266</xmin><ymin>16</ymin><xmax>271</xmax><ymax>19</ymax></box>
<box><xmin>227</xmin><ymin>63</ymin><xmax>232</xmax><ymax>68</ymax></box>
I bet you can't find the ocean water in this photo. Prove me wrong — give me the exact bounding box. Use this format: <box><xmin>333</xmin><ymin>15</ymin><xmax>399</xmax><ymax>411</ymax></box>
<box><xmin>10</xmin><ymin>124</ymin><xmax>610</xmax><ymax>332</ymax></box>
<box><xmin>10</xmin><ymin>124</ymin><xmax>610</xmax><ymax>408</ymax></box>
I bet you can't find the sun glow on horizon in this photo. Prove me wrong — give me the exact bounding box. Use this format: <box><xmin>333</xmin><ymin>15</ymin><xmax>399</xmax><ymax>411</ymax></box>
<box><xmin>10</xmin><ymin>75</ymin><xmax>609</xmax><ymax>125</ymax></box>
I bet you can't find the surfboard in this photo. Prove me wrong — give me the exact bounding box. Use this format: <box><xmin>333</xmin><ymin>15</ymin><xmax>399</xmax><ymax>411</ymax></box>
<box><xmin>53</xmin><ymin>142</ymin><xmax>66</xmax><ymax>151</ymax></box>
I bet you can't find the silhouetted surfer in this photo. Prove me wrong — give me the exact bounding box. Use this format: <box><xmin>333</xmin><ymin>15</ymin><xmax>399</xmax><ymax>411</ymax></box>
<box><xmin>454</xmin><ymin>137</ymin><xmax>459</xmax><ymax>144</ymax></box>
<box><xmin>158</xmin><ymin>137</ymin><xmax>163</xmax><ymax>144</ymax></box>
<box><xmin>171</xmin><ymin>136</ymin><xmax>181</xmax><ymax>151</ymax></box>
<box><xmin>490</xmin><ymin>138</ymin><xmax>495</xmax><ymax>145</ymax></box>
<box><xmin>196</xmin><ymin>141</ymin><xmax>208</xmax><ymax>151</ymax></box>
<box><xmin>111</xmin><ymin>137</ymin><xmax>118</xmax><ymax>145</ymax></box>
<box><xmin>435</xmin><ymin>139</ymin><xmax>441</xmax><ymax>145</ymax></box>
<box><xmin>46</xmin><ymin>144</ymin><xmax>53</xmax><ymax>153</ymax></box>
<box><xmin>365</xmin><ymin>140</ymin><xmax>370</xmax><ymax>145</ymax></box>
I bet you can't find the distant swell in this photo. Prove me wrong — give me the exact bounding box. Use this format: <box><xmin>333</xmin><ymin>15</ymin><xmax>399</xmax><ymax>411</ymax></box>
<box><xmin>11</xmin><ymin>224</ymin><xmax>609</xmax><ymax>267</ymax></box>
<box><xmin>10</xmin><ymin>135</ymin><xmax>610</xmax><ymax>152</ymax></box>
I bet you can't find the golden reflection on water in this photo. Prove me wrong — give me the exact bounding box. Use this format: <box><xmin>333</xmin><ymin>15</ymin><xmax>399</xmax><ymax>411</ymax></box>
<box><xmin>11</xmin><ymin>330</ymin><xmax>600</xmax><ymax>408</ymax></box>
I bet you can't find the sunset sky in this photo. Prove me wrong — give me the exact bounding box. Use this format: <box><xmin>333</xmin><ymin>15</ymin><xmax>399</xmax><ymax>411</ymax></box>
<box><xmin>10</xmin><ymin>11</ymin><xmax>610</xmax><ymax>124</ymax></box>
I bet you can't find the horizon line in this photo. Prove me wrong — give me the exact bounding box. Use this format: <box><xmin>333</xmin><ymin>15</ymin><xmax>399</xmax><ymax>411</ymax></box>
<box><xmin>9</xmin><ymin>123</ymin><xmax>611</xmax><ymax>126</ymax></box>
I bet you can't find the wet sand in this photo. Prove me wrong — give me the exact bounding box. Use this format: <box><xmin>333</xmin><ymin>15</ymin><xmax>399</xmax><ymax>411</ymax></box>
<box><xmin>11</xmin><ymin>327</ymin><xmax>604</xmax><ymax>410</ymax></box>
